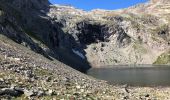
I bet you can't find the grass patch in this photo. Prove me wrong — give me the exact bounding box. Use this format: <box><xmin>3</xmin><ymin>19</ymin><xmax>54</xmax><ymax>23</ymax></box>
<box><xmin>13</xmin><ymin>95</ymin><xmax>27</xmax><ymax>100</ymax></box>
<box><xmin>34</xmin><ymin>68</ymin><xmax>52</xmax><ymax>76</ymax></box>
<box><xmin>24</xmin><ymin>29</ymin><xmax>43</xmax><ymax>43</ymax></box>
<box><xmin>154</xmin><ymin>51</ymin><xmax>170</xmax><ymax>64</ymax></box>
<box><xmin>132</xmin><ymin>41</ymin><xmax>147</xmax><ymax>54</ymax></box>
<box><xmin>24</xmin><ymin>29</ymin><xmax>48</xmax><ymax>48</ymax></box>
<box><xmin>150</xmin><ymin>24</ymin><xmax>169</xmax><ymax>41</ymax></box>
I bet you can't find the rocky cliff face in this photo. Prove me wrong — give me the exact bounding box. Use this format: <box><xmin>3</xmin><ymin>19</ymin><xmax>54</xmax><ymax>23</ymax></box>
<box><xmin>0</xmin><ymin>0</ymin><xmax>169</xmax><ymax>68</ymax></box>
<box><xmin>48</xmin><ymin>0</ymin><xmax>170</xmax><ymax>67</ymax></box>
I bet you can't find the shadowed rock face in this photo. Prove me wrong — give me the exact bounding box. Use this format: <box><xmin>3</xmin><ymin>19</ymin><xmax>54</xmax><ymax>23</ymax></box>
<box><xmin>77</xmin><ymin>21</ymin><xmax>105</xmax><ymax>44</ymax></box>
<box><xmin>1</xmin><ymin>0</ymin><xmax>49</xmax><ymax>10</ymax></box>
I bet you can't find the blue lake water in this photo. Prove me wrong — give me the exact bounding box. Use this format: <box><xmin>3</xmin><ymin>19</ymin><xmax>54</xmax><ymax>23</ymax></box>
<box><xmin>87</xmin><ymin>65</ymin><xmax>170</xmax><ymax>86</ymax></box>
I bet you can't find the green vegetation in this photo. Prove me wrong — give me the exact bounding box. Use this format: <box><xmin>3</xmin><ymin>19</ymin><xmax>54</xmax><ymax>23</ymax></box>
<box><xmin>132</xmin><ymin>41</ymin><xmax>147</xmax><ymax>54</ymax></box>
<box><xmin>123</xmin><ymin>14</ymin><xmax>145</xmax><ymax>30</ymax></box>
<box><xmin>140</xmin><ymin>14</ymin><xmax>158</xmax><ymax>25</ymax></box>
<box><xmin>24</xmin><ymin>29</ymin><xmax>48</xmax><ymax>48</ymax></box>
<box><xmin>24</xmin><ymin>29</ymin><xmax>43</xmax><ymax>43</ymax></box>
<box><xmin>0</xmin><ymin>10</ymin><xmax>4</xmax><ymax>17</ymax></box>
<box><xmin>13</xmin><ymin>95</ymin><xmax>27</xmax><ymax>100</ymax></box>
<box><xmin>154</xmin><ymin>51</ymin><xmax>170</xmax><ymax>64</ymax></box>
<box><xmin>153</xmin><ymin>24</ymin><xmax>168</xmax><ymax>33</ymax></box>
<box><xmin>34</xmin><ymin>68</ymin><xmax>52</xmax><ymax>76</ymax></box>
<box><xmin>151</xmin><ymin>24</ymin><xmax>169</xmax><ymax>41</ymax></box>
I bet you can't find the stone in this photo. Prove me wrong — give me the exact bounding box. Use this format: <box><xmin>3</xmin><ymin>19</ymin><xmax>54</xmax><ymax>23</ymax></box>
<box><xmin>145</xmin><ymin>94</ymin><xmax>150</xmax><ymax>97</ymax></box>
<box><xmin>24</xmin><ymin>70</ymin><xmax>33</xmax><ymax>78</ymax></box>
<box><xmin>37</xmin><ymin>90</ymin><xmax>45</xmax><ymax>97</ymax></box>
<box><xmin>0</xmin><ymin>87</ymin><xmax>24</xmax><ymax>97</ymax></box>
<box><xmin>24</xmin><ymin>89</ymin><xmax>35</xmax><ymax>97</ymax></box>
<box><xmin>0</xmin><ymin>78</ymin><xmax>4</xmax><ymax>82</ymax></box>
<box><xmin>123</xmin><ymin>96</ymin><xmax>129</xmax><ymax>100</ymax></box>
<box><xmin>76</xmin><ymin>85</ymin><xmax>81</xmax><ymax>89</ymax></box>
<box><xmin>80</xmin><ymin>89</ymin><xmax>84</xmax><ymax>93</ymax></box>
<box><xmin>14</xmin><ymin>58</ymin><xmax>20</xmax><ymax>61</ymax></box>
<box><xmin>47</xmin><ymin>89</ymin><xmax>54</xmax><ymax>96</ymax></box>
<box><xmin>45</xmin><ymin>76</ymin><xmax>52</xmax><ymax>82</ymax></box>
<box><xmin>63</xmin><ymin>77</ymin><xmax>70</xmax><ymax>83</ymax></box>
<box><xmin>101</xmin><ymin>43</ymin><xmax>106</xmax><ymax>47</ymax></box>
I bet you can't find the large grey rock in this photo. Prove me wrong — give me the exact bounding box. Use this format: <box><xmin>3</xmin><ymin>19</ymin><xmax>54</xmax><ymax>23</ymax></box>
<box><xmin>24</xmin><ymin>89</ymin><xmax>36</xmax><ymax>97</ymax></box>
<box><xmin>0</xmin><ymin>87</ymin><xmax>24</xmax><ymax>97</ymax></box>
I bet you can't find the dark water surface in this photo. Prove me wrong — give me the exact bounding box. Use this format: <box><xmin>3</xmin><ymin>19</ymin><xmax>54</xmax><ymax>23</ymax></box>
<box><xmin>87</xmin><ymin>65</ymin><xmax>170</xmax><ymax>86</ymax></box>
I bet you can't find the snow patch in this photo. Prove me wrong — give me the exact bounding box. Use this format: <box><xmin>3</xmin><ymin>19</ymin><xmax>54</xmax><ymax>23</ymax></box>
<box><xmin>72</xmin><ymin>49</ymin><xmax>85</xmax><ymax>59</ymax></box>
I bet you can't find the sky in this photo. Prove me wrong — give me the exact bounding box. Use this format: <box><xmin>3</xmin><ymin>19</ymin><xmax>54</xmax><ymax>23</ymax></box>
<box><xmin>49</xmin><ymin>0</ymin><xmax>149</xmax><ymax>11</ymax></box>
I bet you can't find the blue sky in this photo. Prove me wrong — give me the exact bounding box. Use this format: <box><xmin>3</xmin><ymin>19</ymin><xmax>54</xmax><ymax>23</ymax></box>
<box><xmin>49</xmin><ymin>0</ymin><xmax>148</xmax><ymax>11</ymax></box>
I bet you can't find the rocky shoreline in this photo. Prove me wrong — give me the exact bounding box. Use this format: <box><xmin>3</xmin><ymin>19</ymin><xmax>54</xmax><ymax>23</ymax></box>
<box><xmin>89</xmin><ymin>64</ymin><xmax>170</xmax><ymax>69</ymax></box>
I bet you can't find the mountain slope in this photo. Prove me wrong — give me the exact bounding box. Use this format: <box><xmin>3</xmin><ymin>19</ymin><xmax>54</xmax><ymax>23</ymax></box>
<box><xmin>0</xmin><ymin>0</ymin><xmax>170</xmax><ymax>99</ymax></box>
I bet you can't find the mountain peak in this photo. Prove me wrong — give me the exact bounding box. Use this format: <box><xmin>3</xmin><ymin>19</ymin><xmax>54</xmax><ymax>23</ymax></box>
<box><xmin>151</xmin><ymin>0</ymin><xmax>170</xmax><ymax>4</ymax></box>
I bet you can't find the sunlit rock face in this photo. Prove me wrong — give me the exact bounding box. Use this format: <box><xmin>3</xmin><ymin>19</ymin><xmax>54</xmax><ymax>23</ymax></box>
<box><xmin>151</xmin><ymin>0</ymin><xmax>170</xmax><ymax>3</ymax></box>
